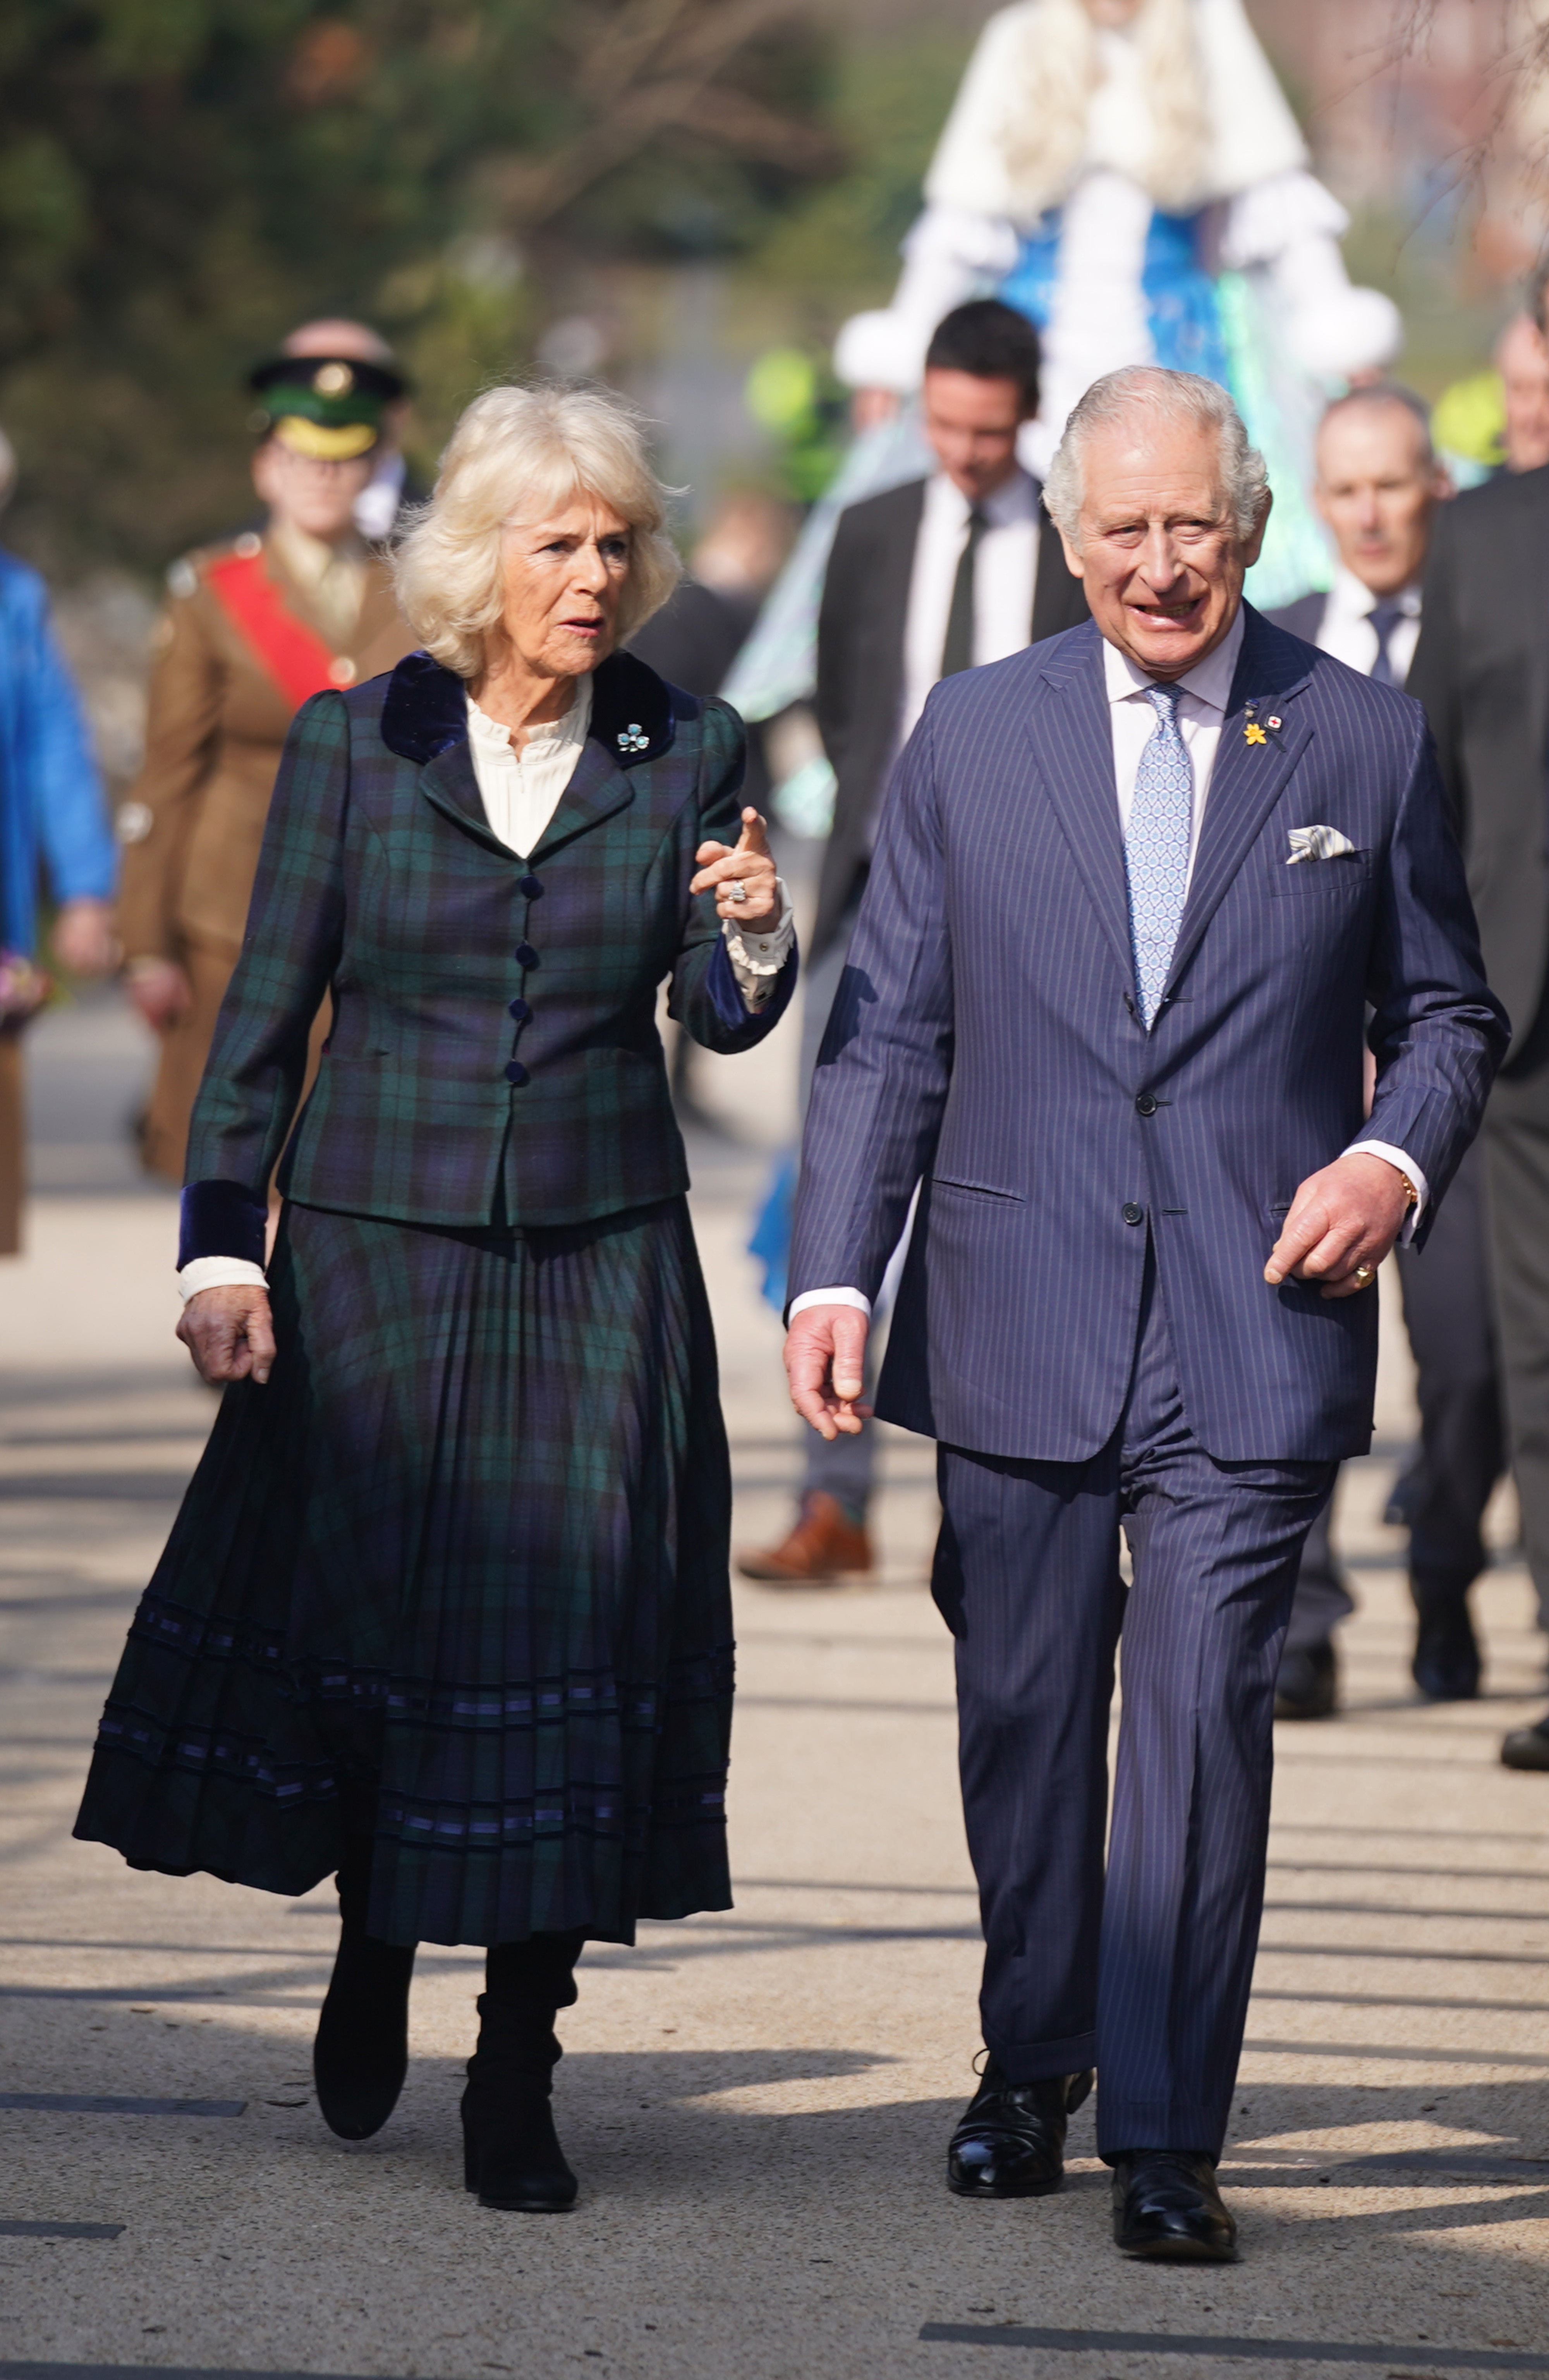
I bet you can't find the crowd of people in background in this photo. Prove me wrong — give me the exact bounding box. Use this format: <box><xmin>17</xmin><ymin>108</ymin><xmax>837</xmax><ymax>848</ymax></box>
<box><xmin>6</xmin><ymin>279</ymin><xmax>1549</xmax><ymax>1755</ymax></box>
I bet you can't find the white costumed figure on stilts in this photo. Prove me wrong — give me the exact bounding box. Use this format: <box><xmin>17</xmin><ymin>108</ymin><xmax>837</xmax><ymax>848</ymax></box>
<box><xmin>727</xmin><ymin>0</ymin><xmax>1400</xmax><ymax>732</ymax></box>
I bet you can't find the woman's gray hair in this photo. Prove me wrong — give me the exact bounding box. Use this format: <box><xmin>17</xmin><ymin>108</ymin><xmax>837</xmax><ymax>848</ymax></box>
<box><xmin>393</xmin><ymin>381</ymin><xmax>682</xmax><ymax>678</ymax></box>
<box><xmin>1044</xmin><ymin>367</ymin><xmax>1269</xmax><ymax>547</ymax></box>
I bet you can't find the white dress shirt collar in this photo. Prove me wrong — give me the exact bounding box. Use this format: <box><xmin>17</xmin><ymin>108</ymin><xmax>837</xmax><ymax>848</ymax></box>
<box><xmin>1324</xmin><ymin>563</ymin><xmax>1422</xmax><ymax>629</ymax></box>
<box><xmin>927</xmin><ymin>466</ymin><xmax>1041</xmax><ymax>533</ymax></box>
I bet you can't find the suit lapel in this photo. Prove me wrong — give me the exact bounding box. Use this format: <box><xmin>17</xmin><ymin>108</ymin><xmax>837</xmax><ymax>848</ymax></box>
<box><xmin>1161</xmin><ymin>613</ymin><xmax>1314</xmax><ymax>1002</ymax></box>
<box><xmin>873</xmin><ymin>481</ymin><xmax>924</xmax><ymax>742</ymax></box>
<box><xmin>1511</xmin><ymin>490</ymin><xmax>1549</xmax><ymax>780</ymax></box>
<box><xmin>1029</xmin><ymin>627</ymin><xmax>1136</xmax><ymax>991</ymax></box>
<box><xmin>529</xmin><ymin>735</ymin><xmax>635</xmax><ymax>859</ymax></box>
<box><xmin>417</xmin><ymin>738</ymin><xmax>511</xmax><ymax>857</ymax></box>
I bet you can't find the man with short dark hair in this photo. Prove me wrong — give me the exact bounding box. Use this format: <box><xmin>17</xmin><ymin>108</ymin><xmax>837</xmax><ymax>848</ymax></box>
<box><xmin>738</xmin><ymin>298</ymin><xmax>1089</xmax><ymax>1586</ymax></box>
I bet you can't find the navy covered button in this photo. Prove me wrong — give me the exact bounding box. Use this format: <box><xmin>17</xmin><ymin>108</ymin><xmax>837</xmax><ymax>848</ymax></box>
<box><xmin>508</xmin><ymin>997</ymin><xmax>531</xmax><ymax>1023</ymax></box>
<box><xmin>515</xmin><ymin>942</ymin><xmax>539</xmax><ymax>969</ymax></box>
<box><xmin>1122</xmin><ymin>1201</ymin><xmax>1145</xmax><ymax>1226</ymax></box>
<box><xmin>518</xmin><ymin>873</ymin><xmax>543</xmax><ymax>900</ymax></box>
<box><xmin>505</xmin><ymin>1060</ymin><xmax>530</xmax><ymax>1086</ymax></box>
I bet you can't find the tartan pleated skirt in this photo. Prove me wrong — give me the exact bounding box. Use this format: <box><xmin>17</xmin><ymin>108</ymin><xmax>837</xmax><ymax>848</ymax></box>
<box><xmin>73</xmin><ymin>1196</ymin><xmax>735</xmax><ymax>1947</ymax></box>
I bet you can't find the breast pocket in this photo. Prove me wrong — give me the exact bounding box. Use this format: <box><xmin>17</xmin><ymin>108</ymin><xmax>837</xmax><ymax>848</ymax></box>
<box><xmin>1268</xmin><ymin>851</ymin><xmax>1373</xmax><ymax>899</ymax></box>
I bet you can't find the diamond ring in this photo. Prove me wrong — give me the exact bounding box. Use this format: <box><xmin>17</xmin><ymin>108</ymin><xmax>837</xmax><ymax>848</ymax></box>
<box><xmin>726</xmin><ymin>879</ymin><xmax>746</xmax><ymax>903</ymax></box>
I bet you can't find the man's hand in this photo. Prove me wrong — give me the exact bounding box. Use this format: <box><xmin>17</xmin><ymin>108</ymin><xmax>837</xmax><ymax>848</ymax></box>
<box><xmin>51</xmin><ymin>899</ymin><xmax>117</xmax><ymax>978</ymax></box>
<box><xmin>691</xmin><ymin>807</ymin><xmax>781</xmax><ymax>934</ymax></box>
<box><xmin>125</xmin><ymin>957</ymin><xmax>193</xmax><ymax>1031</ymax></box>
<box><xmin>784</xmin><ymin>1303</ymin><xmax>872</xmax><ymax>1440</ymax></box>
<box><xmin>1265</xmin><ymin>1153</ymin><xmax>1412</xmax><ymax>1300</ymax></box>
<box><xmin>177</xmin><ymin>1285</ymin><xmax>276</xmax><ymax>1386</ymax></box>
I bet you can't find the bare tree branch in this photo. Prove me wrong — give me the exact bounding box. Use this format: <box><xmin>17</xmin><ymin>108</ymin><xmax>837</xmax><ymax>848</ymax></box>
<box><xmin>490</xmin><ymin>0</ymin><xmax>825</xmax><ymax>231</ymax></box>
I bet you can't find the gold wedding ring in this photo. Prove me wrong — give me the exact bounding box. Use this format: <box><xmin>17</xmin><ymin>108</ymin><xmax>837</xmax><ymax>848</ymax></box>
<box><xmin>1352</xmin><ymin>1263</ymin><xmax>1374</xmax><ymax>1286</ymax></box>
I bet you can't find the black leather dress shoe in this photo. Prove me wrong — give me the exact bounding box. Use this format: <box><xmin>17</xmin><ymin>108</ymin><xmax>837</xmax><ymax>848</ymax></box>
<box><xmin>1501</xmin><ymin>1711</ymin><xmax>1549</xmax><ymax>1772</ymax></box>
<box><xmin>1111</xmin><ymin>2151</ymin><xmax>1238</xmax><ymax>2261</ymax></box>
<box><xmin>1412</xmin><ymin>1610</ymin><xmax>1480</xmax><ymax>1702</ymax></box>
<box><xmin>1273</xmin><ymin>1640</ymin><xmax>1336</xmax><ymax>1721</ymax></box>
<box><xmin>947</xmin><ymin>2059</ymin><xmax>1093</xmax><ymax>2198</ymax></box>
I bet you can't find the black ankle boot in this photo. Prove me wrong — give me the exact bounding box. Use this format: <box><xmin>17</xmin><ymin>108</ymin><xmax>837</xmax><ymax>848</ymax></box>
<box><xmin>312</xmin><ymin>1844</ymin><xmax>416</xmax><ymax>2141</ymax></box>
<box><xmin>460</xmin><ymin>1993</ymin><xmax>577</xmax><ymax>2212</ymax></box>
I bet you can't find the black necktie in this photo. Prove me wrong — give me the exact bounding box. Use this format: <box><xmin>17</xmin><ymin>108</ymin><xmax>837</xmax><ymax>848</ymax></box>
<box><xmin>1367</xmin><ymin>599</ymin><xmax>1405</xmax><ymax>687</ymax></box>
<box><xmin>940</xmin><ymin>508</ymin><xmax>988</xmax><ymax>680</ymax></box>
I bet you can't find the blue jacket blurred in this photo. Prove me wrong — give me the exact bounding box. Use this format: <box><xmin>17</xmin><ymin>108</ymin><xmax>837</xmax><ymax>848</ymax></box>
<box><xmin>0</xmin><ymin>548</ymin><xmax>115</xmax><ymax>954</ymax></box>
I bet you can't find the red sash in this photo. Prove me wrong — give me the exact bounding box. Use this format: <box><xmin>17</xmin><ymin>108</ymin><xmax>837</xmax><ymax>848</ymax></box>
<box><xmin>206</xmin><ymin>548</ymin><xmax>351</xmax><ymax>709</ymax></box>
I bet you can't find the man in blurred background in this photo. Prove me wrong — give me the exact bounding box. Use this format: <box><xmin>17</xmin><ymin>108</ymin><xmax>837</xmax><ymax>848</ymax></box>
<box><xmin>0</xmin><ymin>425</ymin><xmax>117</xmax><ymax>1253</ymax></box>
<box><xmin>738</xmin><ymin>297</ymin><xmax>1089</xmax><ymax>1585</ymax></box>
<box><xmin>1496</xmin><ymin>305</ymin><xmax>1549</xmax><ymax>477</ymax></box>
<box><xmin>118</xmin><ymin>342</ymin><xmax>416</xmax><ymax>1183</ymax></box>
<box><xmin>1269</xmin><ymin>385</ymin><xmax>1500</xmax><ymax>1719</ymax></box>
<box><xmin>1410</xmin><ymin>261</ymin><xmax>1549</xmax><ymax>1770</ymax></box>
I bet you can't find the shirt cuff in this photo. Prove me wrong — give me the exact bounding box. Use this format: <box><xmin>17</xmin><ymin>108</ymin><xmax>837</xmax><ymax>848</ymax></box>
<box><xmin>1345</xmin><ymin>1139</ymin><xmax>1429</xmax><ymax>1242</ymax></box>
<box><xmin>178</xmin><ymin>1256</ymin><xmax>268</xmax><ymax>1305</ymax></box>
<box><xmin>724</xmin><ymin>880</ymin><xmax>795</xmax><ymax>1010</ymax></box>
<box><xmin>789</xmin><ymin>1286</ymin><xmax>873</xmax><ymax>1321</ymax></box>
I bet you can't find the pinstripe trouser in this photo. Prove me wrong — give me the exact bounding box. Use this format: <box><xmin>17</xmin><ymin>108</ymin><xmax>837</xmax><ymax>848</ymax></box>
<box><xmin>931</xmin><ymin>1253</ymin><xmax>1333</xmax><ymax>2161</ymax></box>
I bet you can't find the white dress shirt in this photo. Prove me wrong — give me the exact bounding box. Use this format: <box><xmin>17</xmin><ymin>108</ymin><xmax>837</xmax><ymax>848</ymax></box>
<box><xmin>179</xmin><ymin>678</ymin><xmax>793</xmax><ymax>1303</ymax></box>
<box><xmin>791</xmin><ymin>606</ymin><xmax>1424</xmax><ymax>1323</ymax></box>
<box><xmin>900</xmin><ymin>468</ymin><xmax>1042</xmax><ymax>744</ymax></box>
<box><xmin>1314</xmin><ymin>565</ymin><xmax>1422</xmax><ymax>687</ymax></box>
<box><xmin>1104</xmin><ymin>604</ymin><xmax>1244</xmax><ymax>890</ymax></box>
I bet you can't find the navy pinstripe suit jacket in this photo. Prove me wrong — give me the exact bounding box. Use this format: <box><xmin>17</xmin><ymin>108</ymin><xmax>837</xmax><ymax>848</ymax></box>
<box><xmin>788</xmin><ymin>607</ymin><xmax>1509</xmax><ymax>1465</ymax></box>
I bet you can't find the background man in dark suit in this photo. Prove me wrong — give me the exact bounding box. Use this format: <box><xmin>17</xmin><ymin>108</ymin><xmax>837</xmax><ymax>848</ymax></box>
<box><xmin>1269</xmin><ymin>387</ymin><xmax>1499</xmax><ymax>1719</ymax></box>
<box><xmin>739</xmin><ymin>298</ymin><xmax>1089</xmax><ymax>1585</ymax></box>
<box><xmin>1412</xmin><ymin>265</ymin><xmax>1549</xmax><ymax>1771</ymax></box>
<box><xmin>784</xmin><ymin>366</ymin><xmax>1504</xmax><ymax>2259</ymax></box>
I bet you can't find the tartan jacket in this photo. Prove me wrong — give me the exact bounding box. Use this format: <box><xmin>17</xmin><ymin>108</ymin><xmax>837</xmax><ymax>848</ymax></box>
<box><xmin>180</xmin><ymin>647</ymin><xmax>796</xmax><ymax>1260</ymax></box>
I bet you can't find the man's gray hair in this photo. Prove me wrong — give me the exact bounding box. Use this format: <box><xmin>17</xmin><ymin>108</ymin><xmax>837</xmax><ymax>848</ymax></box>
<box><xmin>1317</xmin><ymin>381</ymin><xmax>1434</xmax><ymax>466</ymax></box>
<box><xmin>1044</xmin><ymin>366</ymin><xmax>1269</xmax><ymax>546</ymax></box>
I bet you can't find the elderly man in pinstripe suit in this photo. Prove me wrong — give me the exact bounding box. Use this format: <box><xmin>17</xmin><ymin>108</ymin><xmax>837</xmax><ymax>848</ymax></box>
<box><xmin>783</xmin><ymin>367</ymin><xmax>1506</xmax><ymax>2262</ymax></box>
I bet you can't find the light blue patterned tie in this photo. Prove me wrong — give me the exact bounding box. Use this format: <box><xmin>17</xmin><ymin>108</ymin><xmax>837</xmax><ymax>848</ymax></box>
<box><xmin>1124</xmin><ymin>683</ymin><xmax>1193</xmax><ymax>1029</ymax></box>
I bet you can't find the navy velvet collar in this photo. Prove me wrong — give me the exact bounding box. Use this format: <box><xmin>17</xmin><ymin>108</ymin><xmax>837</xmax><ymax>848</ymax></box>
<box><xmin>380</xmin><ymin>646</ymin><xmax>680</xmax><ymax>768</ymax></box>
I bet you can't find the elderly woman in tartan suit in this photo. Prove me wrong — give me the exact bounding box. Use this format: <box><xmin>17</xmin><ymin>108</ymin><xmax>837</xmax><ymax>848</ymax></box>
<box><xmin>75</xmin><ymin>383</ymin><xmax>797</xmax><ymax>2213</ymax></box>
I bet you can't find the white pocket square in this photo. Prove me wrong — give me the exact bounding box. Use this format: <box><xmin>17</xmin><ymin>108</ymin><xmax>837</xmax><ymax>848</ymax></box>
<box><xmin>1286</xmin><ymin>825</ymin><xmax>1357</xmax><ymax>866</ymax></box>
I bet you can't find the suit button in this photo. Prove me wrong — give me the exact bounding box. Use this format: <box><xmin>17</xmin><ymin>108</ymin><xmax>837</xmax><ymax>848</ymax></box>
<box><xmin>508</xmin><ymin>997</ymin><xmax>531</xmax><ymax>1023</ymax></box>
<box><xmin>1135</xmin><ymin>1091</ymin><xmax>1157</xmax><ymax>1116</ymax></box>
<box><xmin>1122</xmin><ymin>1201</ymin><xmax>1145</xmax><ymax>1226</ymax></box>
<box><xmin>518</xmin><ymin>874</ymin><xmax>543</xmax><ymax>900</ymax></box>
<box><xmin>505</xmin><ymin>1061</ymin><xmax>529</xmax><ymax>1086</ymax></box>
<box><xmin>515</xmin><ymin>942</ymin><xmax>539</xmax><ymax>969</ymax></box>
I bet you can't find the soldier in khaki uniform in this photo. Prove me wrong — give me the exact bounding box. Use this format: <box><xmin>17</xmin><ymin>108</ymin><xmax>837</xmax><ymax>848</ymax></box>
<box><xmin>120</xmin><ymin>350</ymin><xmax>417</xmax><ymax>1181</ymax></box>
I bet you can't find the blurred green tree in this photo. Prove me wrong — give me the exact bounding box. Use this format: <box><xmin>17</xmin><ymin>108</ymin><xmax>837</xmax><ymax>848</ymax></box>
<box><xmin>0</xmin><ymin>0</ymin><xmax>840</xmax><ymax>574</ymax></box>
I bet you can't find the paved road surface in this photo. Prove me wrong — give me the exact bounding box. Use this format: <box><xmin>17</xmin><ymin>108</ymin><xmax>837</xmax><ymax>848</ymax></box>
<box><xmin>0</xmin><ymin>989</ymin><xmax>1546</xmax><ymax>2380</ymax></box>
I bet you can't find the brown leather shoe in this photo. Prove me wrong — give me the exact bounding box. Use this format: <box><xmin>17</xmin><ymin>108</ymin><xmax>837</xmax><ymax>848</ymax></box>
<box><xmin>736</xmin><ymin>1492</ymin><xmax>874</xmax><ymax>1584</ymax></box>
